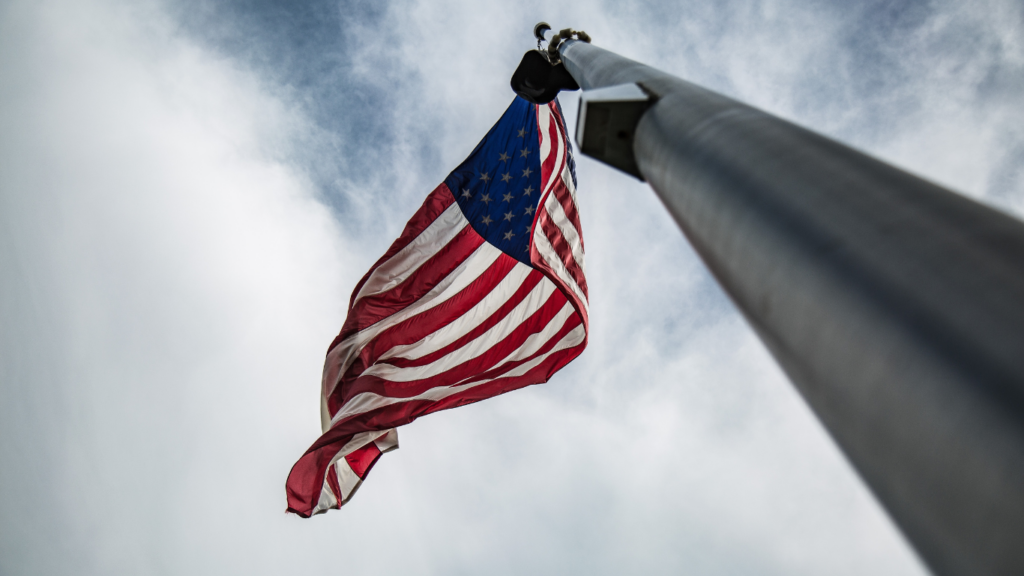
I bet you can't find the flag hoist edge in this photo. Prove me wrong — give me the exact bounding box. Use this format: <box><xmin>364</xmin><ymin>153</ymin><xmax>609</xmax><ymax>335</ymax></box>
<box><xmin>286</xmin><ymin>96</ymin><xmax>588</xmax><ymax>517</ymax></box>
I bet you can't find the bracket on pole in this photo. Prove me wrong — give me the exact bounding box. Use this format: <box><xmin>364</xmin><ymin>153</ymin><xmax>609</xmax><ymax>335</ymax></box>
<box><xmin>510</xmin><ymin>51</ymin><xmax>579</xmax><ymax>104</ymax></box>
<box><xmin>510</xmin><ymin>24</ymin><xmax>589</xmax><ymax>104</ymax></box>
<box><xmin>575</xmin><ymin>83</ymin><xmax>653</xmax><ymax>180</ymax></box>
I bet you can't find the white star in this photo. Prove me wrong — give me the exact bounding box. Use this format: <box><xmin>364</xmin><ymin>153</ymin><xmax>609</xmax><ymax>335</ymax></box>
<box><xmin>498</xmin><ymin>152</ymin><xmax>510</xmax><ymax>162</ymax></box>
<box><xmin>522</xmin><ymin>185</ymin><xmax>534</xmax><ymax>196</ymax></box>
<box><xmin>503</xmin><ymin>211</ymin><xmax>514</xmax><ymax>221</ymax></box>
<box><xmin>521</xmin><ymin>167</ymin><xmax>532</xmax><ymax>177</ymax></box>
<box><xmin>461</xmin><ymin>188</ymin><xmax>472</xmax><ymax>199</ymax></box>
<box><xmin>480</xmin><ymin>193</ymin><xmax>492</xmax><ymax>204</ymax></box>
<box><xmin>479</xmin><ymin>172</ymin><xmax>491</xmax><ymax>182</ymax></box>
<box><xmin>502</xmin><ymin>192</ymin><xmax>513</xmax><ymax>202</ymax></box>
<box><xmin>501</xmin><ymin>172</ymin><xmax>512</xmax><ymax>183</ymax></box>
<box><xmin>524</xmin><ymin>204</ymin><xmax>535</xmax><ymax>215</ymax></box>
<box><xmin>517</xmin><ymin>128</ymin><xmax>526</xmax><ymax>138</ymax></box>
<box><xmin>503</xmin><ymin>231</ymin><xmax>515</xmax><ymax>240</ymax></box>
<box><xmin>520</xmin><ymin>148</ymin><xmax>531</xmax><ymax>158</ymax></box>
<box><xmin>481</xmin><ymin>215</ymin><xmax>493</xmax><ymax>225</ymax></box>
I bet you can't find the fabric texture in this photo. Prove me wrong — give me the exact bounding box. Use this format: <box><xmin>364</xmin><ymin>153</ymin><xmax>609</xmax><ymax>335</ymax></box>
<box><xmin>286</xmin><ymin>96</ymin><xmax>588</xmax><ymax>517</ymax></box>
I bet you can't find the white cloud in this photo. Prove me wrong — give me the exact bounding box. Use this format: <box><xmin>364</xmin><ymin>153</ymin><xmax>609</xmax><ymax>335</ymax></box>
<box><xmin>5</xmin><ymin>0</ymin><xmax>1021</xmax><ymax>574</ymax></box>
<box><xmin>0</xmin><ymin>0</ymin><xmax>370</xmax><ymax>573</ymax></box>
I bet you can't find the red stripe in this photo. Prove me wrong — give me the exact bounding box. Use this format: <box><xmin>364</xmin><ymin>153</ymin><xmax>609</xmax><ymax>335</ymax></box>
<box><xmin>438</xmin><ymin>312</ymin><xmax>582</xmax><ymax>389</ymax></box>
<box><xmin>530</xmin><ymin>103</ymin><xmax>569</xmax><ymax>262</ymax></box>
<box><xmin>326</xmin><ymin>185</ymin><xmax>456</xmax><ymax>354</ymax></box>
<box><xmin>286</xmin><ymin>441</ymin><xmax>346</xmax><ymax>517</ymax></box>
<box><xmin>549</xmin><ymin>101</ymin><xmax>577</xmax><ymax>195</ymax></box>
<box><xmin>538</xmin><ymin>110</ymin><xmax>561</xmax><ymax>194</ymax></box>
<box><xmin>538</xmin><ymin>207</ymin><xmax>589</xmax><ymax>298</ymax></box>
<box><xmin>325</xmin><ymin>463</ymin><xmax>342</xmax><ymax>504</ymax></box>
<box><xmin>286</xmin><ymin>327</ymin><xmax>586</xmax><ymax>518</ymax></box>
<box><xmin>550</xmin><ymin>178</ymin><xmax>585</xmax><ymax>253</ymax></box>
<box><xmin>530</xmin><ymin>243</ymin><xmax>589</xmax><ymax>331</ymax></box>
<box><xmin>378</xmin><ymin>270</ymin><xmax>545</xmax><ymax>368</ymax></box>
<box><xmin>330</xmin><ymin>268</ymin><xmax>544</xmax><ymax>413</ymax></box>
<box><xmin>417</xmin><ymin>340</ymin><xmax>583</xmax><ymax>414</ymax></box>
<box><xmin>348</xmin><ymin>257</ymin><xmax>519</xmax><ymax>373</ymax></box>
<box><xmin>358</xmin><ymin>316</ymin><xmax>583</xmax><ymax>424</ymax></box>
<box><xmin>333</xmin><ymin>314</ymin><xmax>581</xmax><ymax>445</ymax></box>
<box><xmin>549</xmin><ymin>100</ymin><xmax>570</xmax><ymax>151</ymax></box>
<box><xmin>340</xmin><ymin>288</ymin><xmax>570</xmax><ymax>403</ymax></box>
<box><xmin>326</xmin><ymin>254</ymin><xmax>519</xmax><ymax>416</ymax></box>
<box><xmin>348</xmin><ymin>184</ymin><xmax>454</xmax><ymax>310</ymax></box>
<box><xmin>543</xmin><ymin>103</ymin><xmax>583</xmax><ymax>251</ymax></box>
<box><xmin>344</xmin><ymin>442</ymin><xmax>382</xmax><ymax>480</ymax></box>
<box><xmin>335</xmin><ymin>225</ymin><xmax>483</xmax><ymax>342</ymax></box>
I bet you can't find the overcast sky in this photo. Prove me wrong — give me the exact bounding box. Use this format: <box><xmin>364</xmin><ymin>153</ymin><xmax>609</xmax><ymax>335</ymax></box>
<box><xmin>2</xmin><ymin>0</ymin><xmax>1022</xmax><ymax>574</ymax></box>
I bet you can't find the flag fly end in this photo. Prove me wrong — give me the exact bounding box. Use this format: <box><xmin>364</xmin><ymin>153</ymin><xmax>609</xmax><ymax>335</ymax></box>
<box><xmin>287</xmin><ymin>89</ymin><xmax>588</xmax><ymax>517</ymax></box>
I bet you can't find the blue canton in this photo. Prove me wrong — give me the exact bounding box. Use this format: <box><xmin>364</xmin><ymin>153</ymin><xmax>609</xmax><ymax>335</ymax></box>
<box><xmin>445</xmin><ymin>97</ymin><xmax>545</xmax><ymax>266</ymax></box>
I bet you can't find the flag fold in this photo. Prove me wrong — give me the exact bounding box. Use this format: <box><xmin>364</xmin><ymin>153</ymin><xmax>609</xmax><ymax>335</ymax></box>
<box><xmin>286</xmin><ymin>96</ymin><xmax>587</xmax><ymax>517</ymax></box>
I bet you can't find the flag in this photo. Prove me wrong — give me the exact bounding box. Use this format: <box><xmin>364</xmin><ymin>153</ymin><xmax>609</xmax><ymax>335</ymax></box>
<box><xmin>286</xmin><ymin>96</ymin><xmax>588</xmax><ymax>517</ymax></box>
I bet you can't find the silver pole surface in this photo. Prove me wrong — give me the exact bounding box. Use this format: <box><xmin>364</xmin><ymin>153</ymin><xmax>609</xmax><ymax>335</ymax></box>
<box><xmin>559</xmin><ymin>39</ymin><xmax>1024</xmax><ymax>576</ymax></box>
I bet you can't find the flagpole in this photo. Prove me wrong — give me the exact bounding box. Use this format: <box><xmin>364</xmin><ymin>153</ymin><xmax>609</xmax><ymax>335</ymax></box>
<box><xmin>553</xmin><ymin>36</ymin><xmax>1024</xmax><ymax>576</ymax></box>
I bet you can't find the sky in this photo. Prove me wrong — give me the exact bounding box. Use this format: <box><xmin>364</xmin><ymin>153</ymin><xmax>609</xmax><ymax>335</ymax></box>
<box><xmin>1</xmin><ymin>0</ymin><xmax>1022</xmax><ymax>574</ymax></box>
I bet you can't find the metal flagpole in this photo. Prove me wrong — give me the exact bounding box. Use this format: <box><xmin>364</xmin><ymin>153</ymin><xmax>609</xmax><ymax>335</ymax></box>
<box><xmin>524</xmin><ymin>31</ymin><xmax>1024</xmax><ymax>576</ymax></box>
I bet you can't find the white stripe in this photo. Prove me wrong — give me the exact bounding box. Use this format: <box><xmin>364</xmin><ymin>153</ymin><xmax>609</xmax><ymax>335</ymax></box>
<box><xmin>332</xmin><ymin>320</ymin><xmax>586</xmax><ymax>424</ymax></box>
<box><xmin>335</xmin><ymin>461</ymin><xmax>361</xmax><ymax>504</ymax></box>
<box><xmin>491</xmin><ymin>302</ymin><xmax>576</xmax><ymax>366</ymax></box>
<box><xmin>561</xmin><ymin>163</ymin><xmax>579</xmax><ymax>210</ymax></box>
<box><xmin>335</xmin><ymin>301</ymin><xmax>577</xmax><ymax>426</ymax></box>
<box><xmin>533</xmin><ymin>228</ymin><xmax>589</xmax><ymax>314</ymax></box>
<box><xmin>371</xmin><ymin>291</ymin><xmax>571</xmax><ymax>386</ymax></box>
<box><xmin>543</xmin><ymin>190</ymin><xmax>586</xmax><ymax>275</ymax></box>
<box><xmin>537</xmin><ymin>105</ymin><xmax>566</xmax><ymax>199</ymax></box>
<box><xmin>321</xmin><ymin>394</ymin><xmax>331</xmax><ymax>433</ymax></box>
<box><xmin>373</xmin><ymin>428</ymin><xmax>399</xmax><ymax>452</ymax></box>
<box><xmin>312</xmin><ymin>474</ymin><xmax>338</xmax><ymax>515</ymax></box>
<box><xmin>352</xmin><ymin>202</ymin><xmax>465</xmax><ymax>305</ymax></box>
<box><xmin>378</xmin><ymin>262</ymin><xmax>535</xmax><ymax>362</ymax></box>
<box><xmin>322</xmin><ymin>241</ymin><xmax>502</xmax><ymax>397</ymax></box>
<box><xmin>309</xmin><ymin>429</ymin><xmax>389</xmax><ymax>514</ymax></box>
<box><xmin>362</xmin><ymin>278</ymin><xmax>558</xmax><ymax>382</ymax></box>
<box><xmin>537</xmin><ymin>104</ymin><xmax>552</xmax><ymax>170</ymax></box>
<box><xmin>334</xmin><ymin>427</ymin><xmax>398</xmax><ymax>506</ymax></box>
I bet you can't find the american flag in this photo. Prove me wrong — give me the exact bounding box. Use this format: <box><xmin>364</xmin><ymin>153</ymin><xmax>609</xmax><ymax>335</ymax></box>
<box><xmin>286</xmin><ymin>96</ymin><xmax>588</xmax><ymax>517</ymax></box>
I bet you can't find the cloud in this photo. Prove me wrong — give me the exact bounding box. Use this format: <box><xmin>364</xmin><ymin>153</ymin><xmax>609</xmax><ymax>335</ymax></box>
<box><xmin>1</xmin><ymin>0</ymin><xmax>361</xmax><ymax>572</ymax></box>
<box><xmin>4</xmin><ymin>0</ymin><xmax>1021</xmax><ymax>574</ymax></box>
